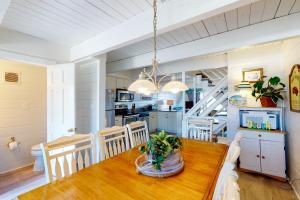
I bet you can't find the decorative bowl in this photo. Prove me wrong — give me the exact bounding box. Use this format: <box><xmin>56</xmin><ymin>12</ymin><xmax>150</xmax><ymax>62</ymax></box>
<box><xmin>135</xmin><ymin>151</ymin><xmax>184</xmax><ymax>178</ymax></box>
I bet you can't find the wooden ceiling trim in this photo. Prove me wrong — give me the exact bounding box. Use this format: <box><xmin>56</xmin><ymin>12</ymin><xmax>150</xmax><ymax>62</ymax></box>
<box><xmin>249</xmin><ymin>0</ymin><xmax>265</xmax><ymax>24</ymax></box>
<box><xmin>262</xmin><ymin>0</ymin><xmax>281</xmax><ymax>21</ymax></box>
<box><xmin>192</xmin><ymin>21</ymin><xmax>209</xmax><ymax>38</ymax></box>
<box><xmin>25</xmin><ymin>0</ymin><xmax>100</xmax><ymax>33</ymax></box>
<box><xmin>203</xmin><ymin>18</ymin><xmax>218</xmax><ymax>36</ymax></box>
<box><xmin>237</xmin><ymin>5</ymin><xmax>250</xmax><ymax>27</ymax></box>
<box><xmin>225</xmin><ymin>9</ymin><xmax>238</xmax><ymax>30</ymax></box>
<box><xmin>275</xmin><ymin>0</ymin><xmax>296</xmax><ymax>17</ymax></box>
<box><xmin>290</xmin><ymin>0</ymin><xmax>300</xmax><ymax>14</ymax></box>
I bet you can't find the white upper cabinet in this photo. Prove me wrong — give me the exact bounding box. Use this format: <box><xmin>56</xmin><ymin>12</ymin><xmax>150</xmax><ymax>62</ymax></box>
<box><xmin>106</xmin><ymin>76</ymin><xmax>131</xmax><ymax>90</ymax></box>
<box><xmin>106</xmin><ymin>76</ymin><xmax>116</xmax><ymax>90</ymax></box>
<box><xmin>116</xmin><ymin>78</ymin><xmax>131</xmax><ymax>89</ymax></box>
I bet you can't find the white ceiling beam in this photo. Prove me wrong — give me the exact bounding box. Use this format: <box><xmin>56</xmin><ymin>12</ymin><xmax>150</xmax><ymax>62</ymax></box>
<box><xmin>0</xmin><ymin>49</ymin><xmax>56</xmax><ymax>66</ymax></box>
<box><xmin>107</xmin><ymin>12</ymin><xmax>300</xmax><ymax>72</ymax></box>
<box><xmin>0</xmin><ymin>0</ymin><xmax>10</xmax><ymax>23</ymax></box>
<box><xmin>70</xmin><ymin>0</ymin><xmax>258</xmax><ymax>61</ymax></box>
<box><xmin>0</xmin><ymin>27</ymin><xmax>69</xmax><ymax>64</ymax></box>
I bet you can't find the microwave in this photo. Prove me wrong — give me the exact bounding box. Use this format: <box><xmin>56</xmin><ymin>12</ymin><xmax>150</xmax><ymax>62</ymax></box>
<box><xmin>240</xmin><ymin>110</ymin><xmax>279</xmax><ymax>130</ymax></box>
<box><xmin>116</xmin><ymin>89</ymin><xmax>134</xmax><ymax>102</ymax></box>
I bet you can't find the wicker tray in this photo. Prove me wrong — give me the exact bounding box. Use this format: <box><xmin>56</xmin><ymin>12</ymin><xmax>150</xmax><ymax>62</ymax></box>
<box><xmin>135</xmin><ymin>152</ymin><xmax>184</xmax><ymax>178</ymax></box>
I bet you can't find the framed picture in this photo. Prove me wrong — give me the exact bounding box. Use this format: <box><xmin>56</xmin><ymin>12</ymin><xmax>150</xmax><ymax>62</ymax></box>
<box><xmin>289</xmin><ymin>64</ymin><xmax>300</xmax><ymax>112</ymax></box>
<box><xmin>242</xmin><ymin>68</ymin><xmax>263</xmax><ymax>83</ymax></box>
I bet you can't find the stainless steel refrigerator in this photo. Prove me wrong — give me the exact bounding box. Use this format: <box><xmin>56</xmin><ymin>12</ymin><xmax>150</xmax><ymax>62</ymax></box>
<box><xmin>105</xmin><ymin>89</ymin><xmax>115</xmax><ymax>127</ymax></box>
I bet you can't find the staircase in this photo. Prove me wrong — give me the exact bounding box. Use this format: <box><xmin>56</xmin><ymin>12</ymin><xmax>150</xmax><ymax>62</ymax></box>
<box><xmin>182</xmin><ymin>76</ymin><xmax>228</xmax><ymax>137</ymax></box>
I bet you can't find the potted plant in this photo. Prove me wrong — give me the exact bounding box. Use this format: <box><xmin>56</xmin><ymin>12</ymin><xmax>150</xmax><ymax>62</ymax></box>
<box><xmin>252</xmin><ymin>76</ymin><xmax>285</xmax><ymax>107</ymax></box>
<box><xmin>139</xmin><ymin>131</ymin><xmax>182</xmax><ymax>171</ymax></box>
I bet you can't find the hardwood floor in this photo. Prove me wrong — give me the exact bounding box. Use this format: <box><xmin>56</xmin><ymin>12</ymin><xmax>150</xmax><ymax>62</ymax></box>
<box><xmin>238</xmin><ymin>171</ymin><xmax>297</xmax><ymax>200</ymax></box>
<box><xmin>0</xmin><ymin>164</ymin><xmax>297</xmax><ymax>199</ymax></box>
<box><xmin>0</xmin><ymin>165</ymin><xmax>44</xmax><ymax>195</ymax></box>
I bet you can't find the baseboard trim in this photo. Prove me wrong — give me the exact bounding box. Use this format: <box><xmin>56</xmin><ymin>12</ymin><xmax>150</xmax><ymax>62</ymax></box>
<box><xmin>0</xmin><ymin>162</ymin><xmax>34</xmax><ymax>175</ymax></box>
<box><xmin>291</xmin><ymin>182</ymin><xmax>300</xmax><ymax>200</ymax></box>
<box><xmin>238</xmin><ymin>167</ymin><xmax>287</xmax><ymax>182</ymax></box>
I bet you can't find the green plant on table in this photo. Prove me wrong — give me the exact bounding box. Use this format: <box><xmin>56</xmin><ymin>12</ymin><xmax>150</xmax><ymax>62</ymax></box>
<box><xmin>251</xmin><ymin>76</ymin><xmax>286</xmax><ymax>103</ymax></box>
<box><xmin>139</xmin><ymin>131</ymin><xmax>182</xmax><ymax>170</ymax></box>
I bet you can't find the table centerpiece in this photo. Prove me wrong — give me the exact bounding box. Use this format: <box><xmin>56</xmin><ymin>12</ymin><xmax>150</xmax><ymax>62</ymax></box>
<box><xmin>135</xmin><ymin>131</ymin><xmax>184</xmax><ymax>178</ymax></box>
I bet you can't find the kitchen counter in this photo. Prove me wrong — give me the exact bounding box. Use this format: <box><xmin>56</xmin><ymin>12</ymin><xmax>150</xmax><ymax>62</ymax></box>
<box><xmin>150</xmin><ymin>110</ymin><xmax>182</xmax><ymax>113</ymax></box>
<box><xmin>149</xmin><ymin>111</ymin><xmax>182</xmax><ymax>136</ymax></box>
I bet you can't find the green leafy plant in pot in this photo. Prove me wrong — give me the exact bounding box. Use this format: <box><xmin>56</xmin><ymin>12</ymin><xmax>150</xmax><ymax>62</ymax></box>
<box><xmin>139</xmin><ymin>131</ymin><xmax>182</xmax><ymax>170</ymax></box>
<box><xmin>251</xmin><ymin>76</ymin><xmax>285</xmax><ymax>107</ymax></box>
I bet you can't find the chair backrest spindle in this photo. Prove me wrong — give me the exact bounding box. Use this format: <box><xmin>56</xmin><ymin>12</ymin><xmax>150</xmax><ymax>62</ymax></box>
<box><xmin>98</xmin><ymin>126</ymin><xmax>130</xmax><ymax>160</ymax></box>
<box><xmin>126</xmin><ymin>121</ymin><xmax>150</xmax><ymax>148</ymax></box>
<box><xmin>41</xmin><ymin>134</ymin><xmax>96</xmax><ymax>183</ymax></box>
<box><xmin>187</xmin><ymin>118</ymin><xmax>213</xmax><ymax>142</ymax></box>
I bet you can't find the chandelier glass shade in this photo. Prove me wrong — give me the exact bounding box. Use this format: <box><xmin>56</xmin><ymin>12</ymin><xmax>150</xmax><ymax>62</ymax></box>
<box><xmin>162</xmin><ymin>74</ymin><xmax>188</xmax><ymax>94</ymax></box>
<box><xmin>128</xmin><ymin>71</ymin><xmax>158</xmax><ymax>94</ymax></box>
<box><xmin>128</xmin><ymin>0</ymin><xmax>188</xmax><ymax>95</ymax></box>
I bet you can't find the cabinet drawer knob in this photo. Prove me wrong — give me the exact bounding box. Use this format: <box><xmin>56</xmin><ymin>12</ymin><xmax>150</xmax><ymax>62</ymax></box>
<box><xmin>262</xmin><ymin>156</ymin><xmax>265</xmax><ymax>159</ymax></box>
<box><xmin>256</xmin><ymin>155</ymin><xmax>260</xmax><ymax>158</ymax></box>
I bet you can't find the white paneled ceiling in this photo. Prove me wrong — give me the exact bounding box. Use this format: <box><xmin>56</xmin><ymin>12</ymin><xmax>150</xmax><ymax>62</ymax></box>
<box><xmin>107</xmin><ymin>0</ymin><xmax>300</xmax><ymax>63</ymax></box>
<box><xmin>0</xmin><ymin>0</ymin><xmax>168</xmax><ymax>46</ymax></box>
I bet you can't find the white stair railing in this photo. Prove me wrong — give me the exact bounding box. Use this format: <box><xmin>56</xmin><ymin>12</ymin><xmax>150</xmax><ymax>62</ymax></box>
<box><xmin>182</xmin><ymin>76</ymin><xmax>228</xmax><ymax>138</ymax></box>
<box><xmin>185</xmin><ymin>76</ymin><xmax>228</xmax><ymax>117</ymax></box>
<box><xmin>197</xmin><ymin>91</ymin><xmax>228</xmax><ymax>117</ymax></box>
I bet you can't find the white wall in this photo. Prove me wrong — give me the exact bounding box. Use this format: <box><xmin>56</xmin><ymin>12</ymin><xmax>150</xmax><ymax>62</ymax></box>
<box><xmin>225</xmin><ymin>40</ymin><xmax>300</xmax><ymax>196</ymax></box>
<box><xmin>75</xmin><ymin>55</ymin><xmax>106</xmax><ymax>134</ymax></box>
<box><xmin>227</xmin><ymin>42</ymin><xmax>285</xmax><ymax>138</ymax></box>
<box><xmin>0</xmin><ymin>59</ymin><xmax>46</xmax><ymax>173</ymax></box>
<box><xmin>282</xmin><ymin>37</ymin><xmax>300</xmax><ymax>197</ymax></box>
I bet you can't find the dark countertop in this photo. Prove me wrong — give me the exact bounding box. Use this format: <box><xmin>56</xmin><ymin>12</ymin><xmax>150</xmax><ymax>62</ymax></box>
<box><xmin>149</xmin><ymin>110</ymin><xmax>182</xmax><ymax>112</ymax></box>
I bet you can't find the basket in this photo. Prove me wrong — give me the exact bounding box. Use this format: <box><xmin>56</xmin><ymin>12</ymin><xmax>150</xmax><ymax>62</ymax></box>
<box><xmin>135</xmin><ymin>151</ymin><xmax>184</xmax><ymax>178</ymax></box>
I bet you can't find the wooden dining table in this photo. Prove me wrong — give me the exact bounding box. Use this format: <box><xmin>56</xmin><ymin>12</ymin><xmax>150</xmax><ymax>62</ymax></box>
<box><xmin>19</xmin><ymin>139</ymin><xmax>228</xmax><ymax>200</ymax></box>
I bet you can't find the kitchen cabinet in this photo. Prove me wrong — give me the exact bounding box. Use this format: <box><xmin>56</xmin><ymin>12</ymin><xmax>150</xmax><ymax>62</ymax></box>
<box><xmin>149</xmin><ymin>112</ymin><xmax>158</xmax><ymax>133</ymax></box>
<box><xmin>106</xmin><ymin>76</ymin><xmax>116</xmax><ymax>90</ymax></box>
<box><xmin>106</xmin><ymin>76</ymin><xmax>131</xmax><ymax>90</ymax></box>
<box><xmin>116</xmin><ymin>78</ymin><xmax>131</xmax><ymax>89</ymax></box>
<box><xmin>260</xmin><ymin>140</ymin><xmax>285</xmax><ymax>177</ymax></box>
<box><xmin>239</xmin><ymin>129</ymin><xmax>286</xmax><ymax>180</ymax></box>
<box><xmin>150</xmin><ymin>111</ymin><xmax>182</xmax><ymax>135</ymax></box>
<box><xmin>115</xmin><ymin>115</ymin><xmax>123</xmax><ymax>126</ymax></box>
<box><xmin>239</xmin><ymin>138</ymin><xmax>261</xmax><ymax>172</ymax></box>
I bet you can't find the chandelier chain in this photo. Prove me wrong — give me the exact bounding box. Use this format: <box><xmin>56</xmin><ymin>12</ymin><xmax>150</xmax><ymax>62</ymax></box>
<box><xmin>153</xmin><ymin>0</ymin><xmax>157</xmax><ymax>62</ymax></box>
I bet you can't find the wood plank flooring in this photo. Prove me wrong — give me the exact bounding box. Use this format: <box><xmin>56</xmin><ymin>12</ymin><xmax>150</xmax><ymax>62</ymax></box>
<box><xmin>238</xmin><ymin>171</ymin><xmax>297</xmax><ymax>200</ymax></box>
<box><xmin>0</xmin><ymin>164</ymin><xmax>297</xmax><ymax>199</ymax></box>
<box><xmin>0</xmin><ymin>165</ymin><xmax>44</xmax><ymax>194</ymax></box>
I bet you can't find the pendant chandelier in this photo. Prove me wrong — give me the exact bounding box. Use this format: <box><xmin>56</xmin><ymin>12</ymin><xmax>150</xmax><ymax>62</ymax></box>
<box><xmin>128</xmin><ymin>0</ymin><xmax>188</xmax><ymax>95</ymax></box>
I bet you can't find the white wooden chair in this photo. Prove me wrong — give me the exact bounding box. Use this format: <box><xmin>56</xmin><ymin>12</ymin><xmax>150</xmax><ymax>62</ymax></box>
<box><xmin>218</xmin><ymin>131</ymin><xmax>243</xmax><ymax>145</ymax></box>
<box><xmin>213</xmin><ymin>162</ymin><xmax>240</xmax><ymax>200</ymax></box>
<box><xmin>126</xmin><ymin>121</ymin><xmax>149</xmax><ymax>148</ymax></box>
<box><xmin>187</xmin><ymin>118</ymin><xmax>214</xmax><ymax>141</ymax></box>
<box><xmin>98</xmin><ymin>126</ymin><xmax>130</xmax><ymax>160</ymax></box>
<box><xmin>223</xmin><ymin>175</ymin><xmax>240</xmax><ymax>200</ymax></box>
<box><xmin>225</xmin><ymin>142</ymin><xmax>241</xmax><ymax>165</ymax></box>
<box><xmin>41</xmin><ymin>134</ymin><xmax>96</xmax><ymax>183</ymax></box>
<box><xmin>233</xmin><ymin>132</ymin><xmax>243</xmax><ymax>144</ymax></box>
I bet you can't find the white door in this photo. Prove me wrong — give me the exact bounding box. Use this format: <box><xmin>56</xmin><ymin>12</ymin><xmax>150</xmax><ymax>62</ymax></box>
<box><xmin>240</xmin><ymin>138</ymin><xmax>261</xmax><ymax>172</ymax></box>
<box><xmin>47</xmin><ymin>63</ymin><xmax>75</xmax><ymax>142</ymax></box>
<box><xmin>260</xmin><ymin>140</ymin><xmax>286</xmax><ymax>178</ymax></box>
